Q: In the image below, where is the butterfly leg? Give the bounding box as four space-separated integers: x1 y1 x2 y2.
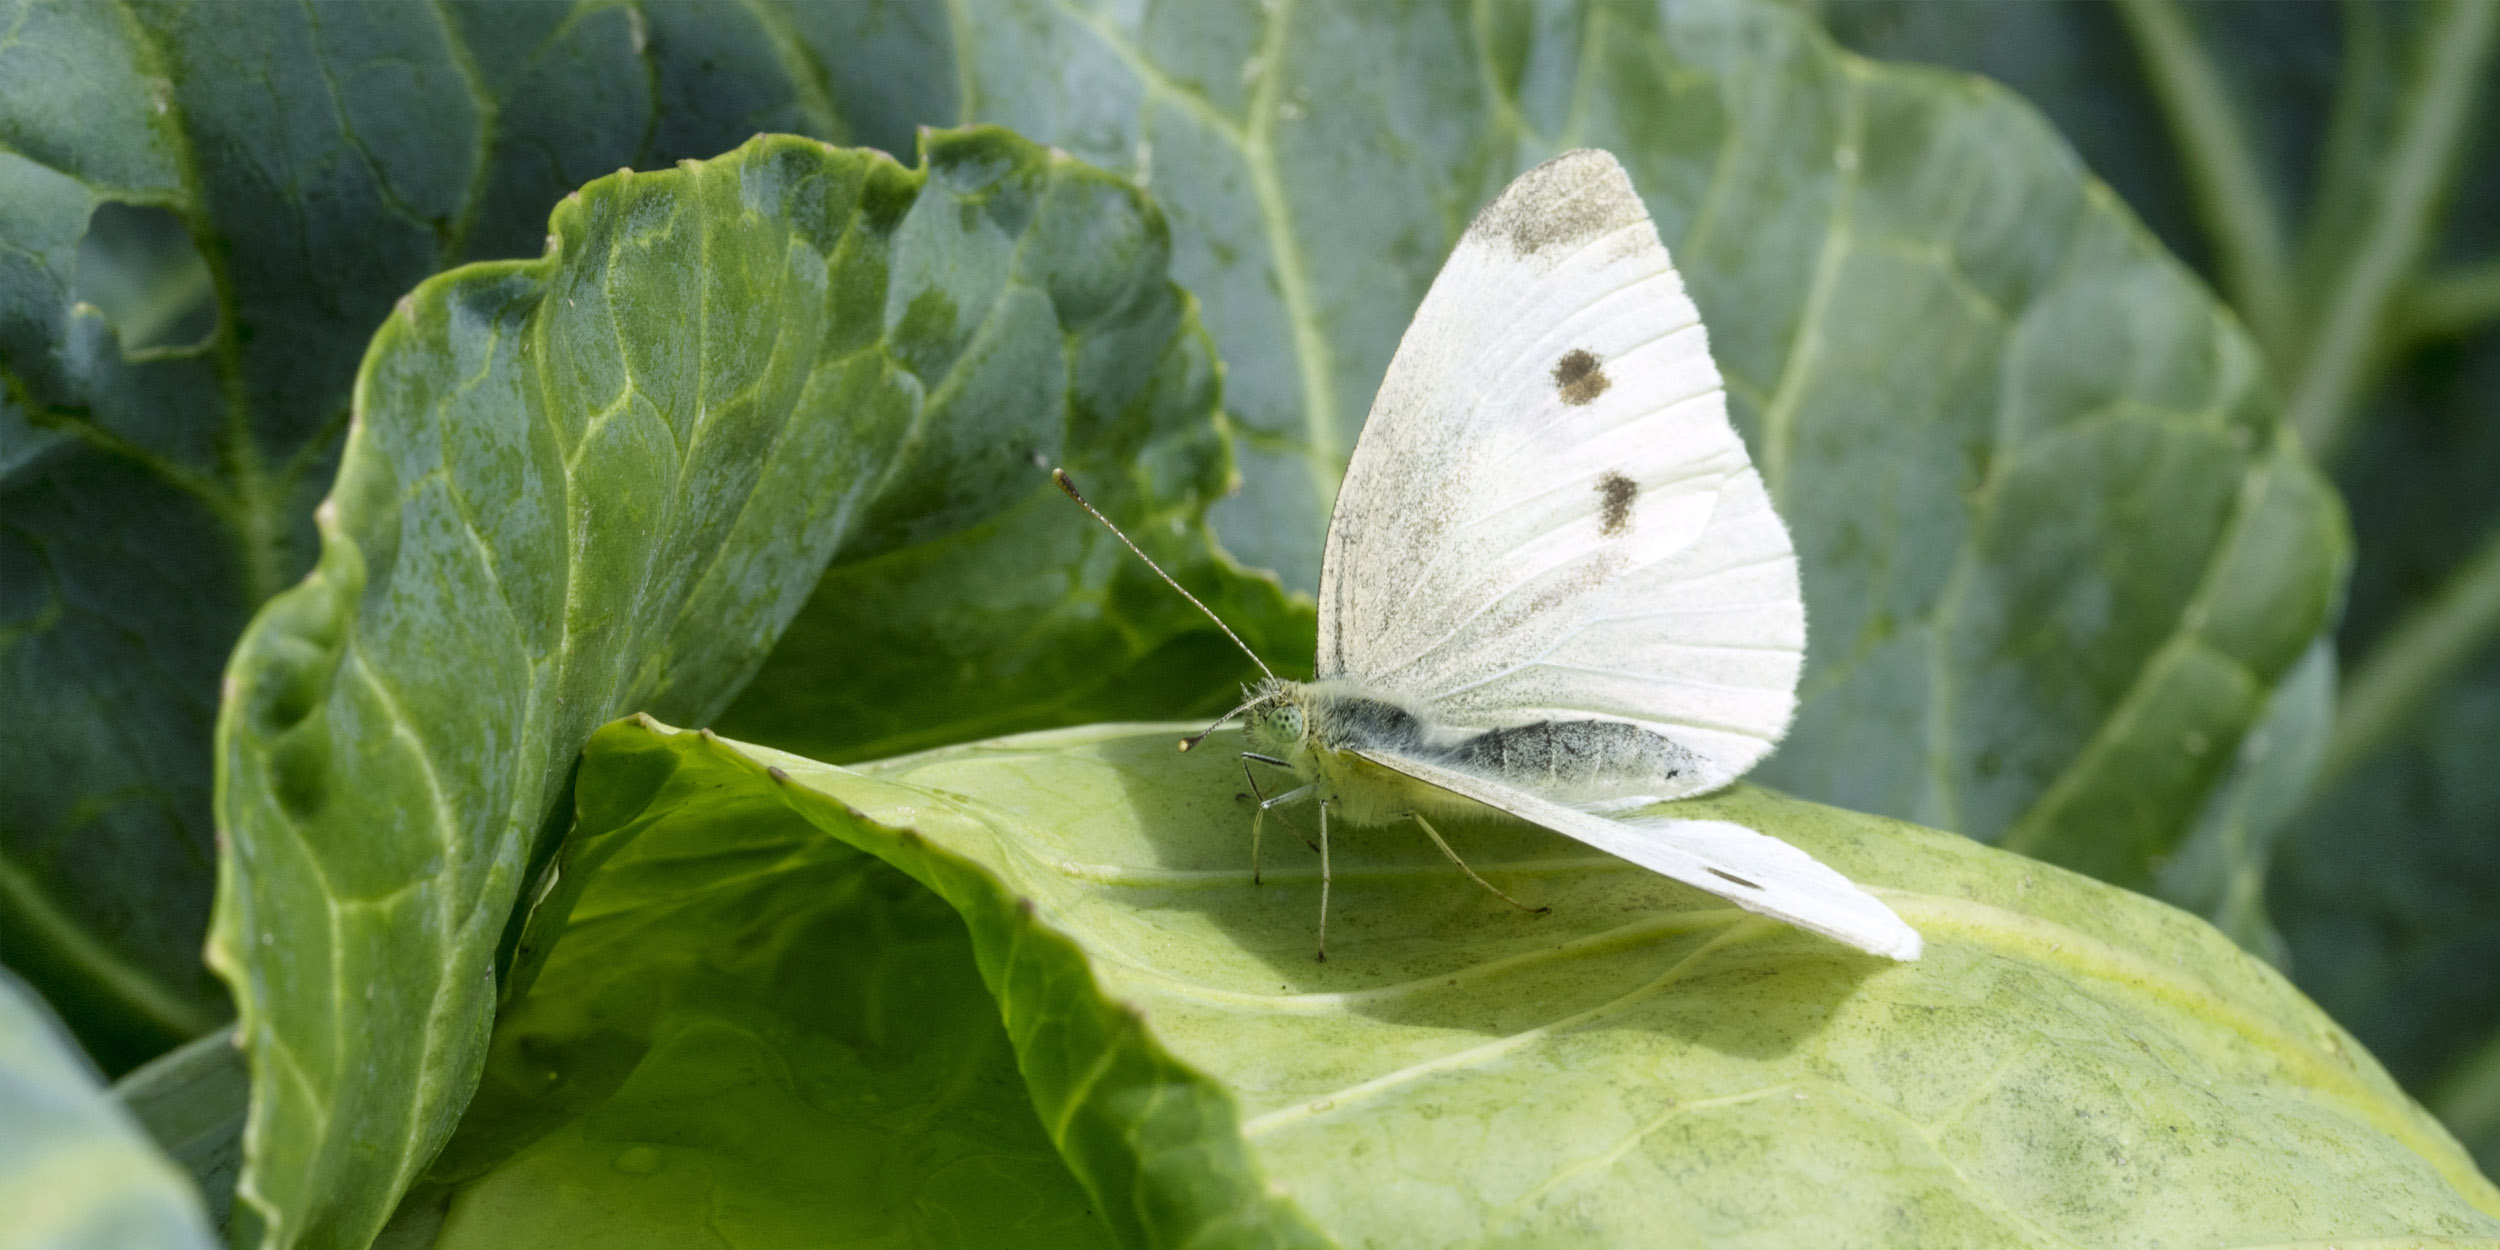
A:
1240 755 1320 885
1315 799 1333 963
1248 798 1261 886
1247 782 1314 884
1244 754 1319 847
1407 811 1550 915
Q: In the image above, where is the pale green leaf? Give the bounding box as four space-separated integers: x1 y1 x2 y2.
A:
496 718 2500 1247
0 965 216 1250
393 739 1115 1248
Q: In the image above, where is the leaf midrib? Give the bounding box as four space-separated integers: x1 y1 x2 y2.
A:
1016 0 1343 511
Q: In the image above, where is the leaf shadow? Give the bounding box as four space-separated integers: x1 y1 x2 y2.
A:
1088 729 1893 1060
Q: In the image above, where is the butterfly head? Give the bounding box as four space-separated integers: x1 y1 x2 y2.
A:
1236 679 1317 758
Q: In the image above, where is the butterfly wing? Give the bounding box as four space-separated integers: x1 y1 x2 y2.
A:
1355 748 1921 960
1318 150 1802 794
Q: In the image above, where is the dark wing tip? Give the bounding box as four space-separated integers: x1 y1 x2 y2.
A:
1462 149 1649 259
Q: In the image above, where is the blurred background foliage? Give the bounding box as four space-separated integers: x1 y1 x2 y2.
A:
1823 0 2500 1170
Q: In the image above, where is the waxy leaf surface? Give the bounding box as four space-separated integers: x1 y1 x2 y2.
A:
398 744 1115 1248
482 719 2500 1248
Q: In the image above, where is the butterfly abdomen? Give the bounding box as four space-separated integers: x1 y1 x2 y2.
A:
1442 719 1700 798
1303 684 1703 810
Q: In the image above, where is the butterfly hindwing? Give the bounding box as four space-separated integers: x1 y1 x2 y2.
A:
1354 748 1921 961
1317 150 1803 794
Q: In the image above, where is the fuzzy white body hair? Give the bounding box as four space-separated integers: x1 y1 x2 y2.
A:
1244 679 1709 828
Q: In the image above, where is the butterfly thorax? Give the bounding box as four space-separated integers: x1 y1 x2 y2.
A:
1244 678 1707 826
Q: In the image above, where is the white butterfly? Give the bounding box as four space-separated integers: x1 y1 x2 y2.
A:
1058 149 1919 963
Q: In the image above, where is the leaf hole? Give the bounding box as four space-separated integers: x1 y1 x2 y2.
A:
76 202 217 354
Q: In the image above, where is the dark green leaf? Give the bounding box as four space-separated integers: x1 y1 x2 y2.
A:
2276 635 2500 1177
716 498 1306 763
2282 175 2500 1178
1 0 239 1069
2150 637 2335 962
207 128 1263 1250
713 147 1311 758
1827 0 2500 1179
2443 1032 2500 1178
111 1026 249 1238
816 0 2347 891
0 0 852 1069
0 965 216 1249
2 0 1293 1070
526 718 2500 1246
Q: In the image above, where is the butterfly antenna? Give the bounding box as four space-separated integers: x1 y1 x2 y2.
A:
1053 469 1277 687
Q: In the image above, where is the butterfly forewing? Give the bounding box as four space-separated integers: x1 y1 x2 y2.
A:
1317 149 1805 794
1291 150 1914 961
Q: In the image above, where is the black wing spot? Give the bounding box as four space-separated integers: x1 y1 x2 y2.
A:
1596 471 1637 536
1553 348 1610 406
1707 867 1763 891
